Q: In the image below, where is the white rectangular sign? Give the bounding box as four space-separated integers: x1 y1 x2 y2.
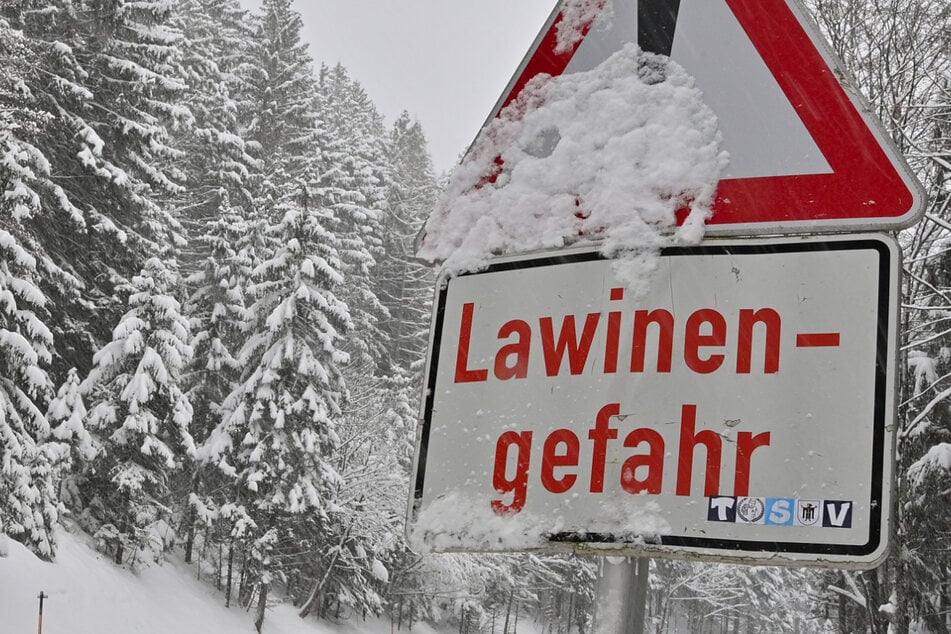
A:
408 235 897 568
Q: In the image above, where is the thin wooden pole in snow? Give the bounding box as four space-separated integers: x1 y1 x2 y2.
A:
37 591 47 634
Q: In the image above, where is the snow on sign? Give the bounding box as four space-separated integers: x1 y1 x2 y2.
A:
408 234 898 568
463 0 924 235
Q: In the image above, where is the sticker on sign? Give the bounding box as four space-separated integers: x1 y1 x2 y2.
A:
408 235 897 568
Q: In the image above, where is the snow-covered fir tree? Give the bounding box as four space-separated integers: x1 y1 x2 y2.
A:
0 0 189 371
180 194 251 562
0 15 51 224
167 0 260 565
379 111 439 372
211 198 352 632
242 0 319 189
0 10 87 373
292 375 414 620
46 367 95 510
238 0 323 295
171 0 254 248
312 64 391 372
81 258 194 565
0 226 62 558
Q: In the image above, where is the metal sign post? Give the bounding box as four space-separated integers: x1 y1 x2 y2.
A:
593 558 649 634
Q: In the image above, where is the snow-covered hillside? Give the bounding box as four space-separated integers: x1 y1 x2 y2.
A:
0 527 457 634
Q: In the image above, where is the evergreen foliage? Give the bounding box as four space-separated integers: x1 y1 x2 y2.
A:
314 63 390 371
378 111 439 372
214 198 351 631
12 0 951 630
0 227 61 558
47 367 95 510
0 0 190 372
81 258 194 565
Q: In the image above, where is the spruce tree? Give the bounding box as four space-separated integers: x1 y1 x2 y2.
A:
215 200 351 631
242 0 319 189
182 195 251 562
1 0 189 370
0 10 86 372
171 0 254 251
47 367 95 510
315 64 391 371
379 111 439 372
213 8 358 626
82 258 194 565
170 0 258 565
0 227 62 558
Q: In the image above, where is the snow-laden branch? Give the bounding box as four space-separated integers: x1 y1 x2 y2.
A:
902 384 951 439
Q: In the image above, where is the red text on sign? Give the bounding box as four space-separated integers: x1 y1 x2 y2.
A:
491 402 771 515
455 289 784 383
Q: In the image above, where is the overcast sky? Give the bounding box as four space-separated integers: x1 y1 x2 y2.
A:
238 1 556 172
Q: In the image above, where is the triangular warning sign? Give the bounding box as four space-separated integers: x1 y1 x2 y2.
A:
469 0 924 235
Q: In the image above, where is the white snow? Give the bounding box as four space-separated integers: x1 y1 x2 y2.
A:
419 44 726 297
908 443 951 487
556 0 610 54
907 349 938 395
0 525 465 634
410 492 560 552
410 493 670 554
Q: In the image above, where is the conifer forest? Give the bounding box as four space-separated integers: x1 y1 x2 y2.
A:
0 0 950 632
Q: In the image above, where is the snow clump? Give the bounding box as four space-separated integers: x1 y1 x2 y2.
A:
410 492 562 552
556 0 610 54
409 492 672 554
419 44 727 297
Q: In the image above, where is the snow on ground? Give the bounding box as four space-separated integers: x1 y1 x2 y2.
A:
1 526 512 634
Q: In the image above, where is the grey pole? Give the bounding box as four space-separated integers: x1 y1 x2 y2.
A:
592 558 649 634
631 559 650 634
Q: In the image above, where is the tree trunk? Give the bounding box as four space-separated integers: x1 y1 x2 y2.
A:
216 539 222 590
196 527 210 580
865 569 884 634
225 542 235 608
566 592 574 634
238 551 250 607
503 589 514 633
893 523 911 634
254 582 268 633
115 514 129 565
183 502 196 564
579 597 588 634
838 579 848 633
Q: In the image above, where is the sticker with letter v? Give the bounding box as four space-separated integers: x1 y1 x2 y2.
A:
822 501 853 528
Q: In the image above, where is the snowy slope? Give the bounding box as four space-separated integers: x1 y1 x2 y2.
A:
0 527 452 634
